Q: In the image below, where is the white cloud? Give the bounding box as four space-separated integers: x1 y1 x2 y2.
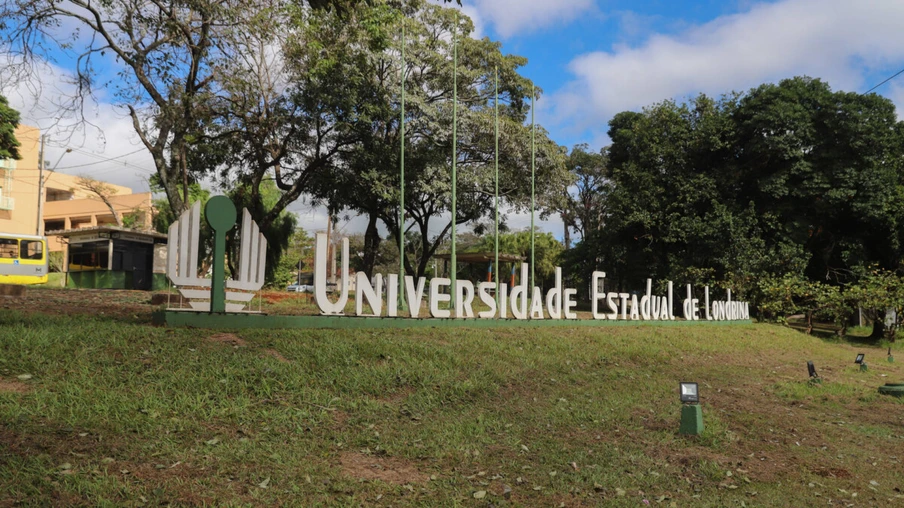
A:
887 82 904 120
546 0 904 140
459 4 485 39
2 60 157 193
465 0 596 39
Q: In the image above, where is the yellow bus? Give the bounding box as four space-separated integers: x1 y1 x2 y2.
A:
0 233 49 285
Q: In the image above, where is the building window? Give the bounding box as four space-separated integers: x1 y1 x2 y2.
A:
97 215 119 226
45 188 74 202
44 220 66 232
70 217 93 229
0 238 18 258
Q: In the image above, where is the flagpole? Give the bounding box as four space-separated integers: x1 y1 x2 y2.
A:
399 14 407 311
450 11 458 310
530 86 536 291
494 66 500 313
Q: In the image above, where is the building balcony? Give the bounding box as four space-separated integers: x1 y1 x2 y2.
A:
0 195 13 210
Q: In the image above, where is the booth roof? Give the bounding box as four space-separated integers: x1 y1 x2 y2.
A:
46 225 168 242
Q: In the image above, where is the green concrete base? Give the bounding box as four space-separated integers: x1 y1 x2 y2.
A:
68 270 131 289
153 310 753 330
860 363 869 372
679 404 704 435
152 273 169 291
67 270 167 291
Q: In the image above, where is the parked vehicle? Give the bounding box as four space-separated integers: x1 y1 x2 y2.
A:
0 233 49 284
286 283 314 293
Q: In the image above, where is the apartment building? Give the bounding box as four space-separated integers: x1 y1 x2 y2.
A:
0 125 155 251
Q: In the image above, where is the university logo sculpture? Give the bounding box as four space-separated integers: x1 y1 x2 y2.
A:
166 196 267 313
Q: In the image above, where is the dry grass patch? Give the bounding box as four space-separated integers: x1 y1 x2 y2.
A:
205 332 247 347
338 452 428 485
262 348 290 363
0 380 30 394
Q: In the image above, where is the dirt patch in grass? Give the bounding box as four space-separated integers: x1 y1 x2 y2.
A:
263 292 309 304
206 333 247 347
1 288 153 323
811 467 853 479
262 348 290 363
376 386 415 404
0 380 31 394
331 410 350 430
338 451 428 485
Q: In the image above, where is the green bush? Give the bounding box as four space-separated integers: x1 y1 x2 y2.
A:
47 251 64 273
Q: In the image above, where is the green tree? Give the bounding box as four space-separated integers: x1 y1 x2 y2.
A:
469 229 563 289
732 77 904 281
272 228 315 288
594 77 904 307
207 1 398 234
847 268 904 342
0 95 21 160
600 94 765 291
560 144 608 249
228 179 298 284
2 0 255 214
2 0 420 219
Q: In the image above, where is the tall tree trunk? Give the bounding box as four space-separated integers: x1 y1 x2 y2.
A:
362 212 380 279
562 213 574 250
870 310 886 340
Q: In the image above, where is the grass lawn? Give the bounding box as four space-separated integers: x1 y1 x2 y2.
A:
1 289 903 506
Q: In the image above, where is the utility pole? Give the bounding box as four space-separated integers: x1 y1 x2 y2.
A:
35 138 72 236
35 134 45 235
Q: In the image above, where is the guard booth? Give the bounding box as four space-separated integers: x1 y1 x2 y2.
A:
49 226 168 290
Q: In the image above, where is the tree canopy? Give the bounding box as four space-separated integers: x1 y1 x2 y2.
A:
0 95 21 161
584 77 904 298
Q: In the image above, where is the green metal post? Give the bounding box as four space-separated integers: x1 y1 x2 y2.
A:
450 11 458 309
679 404 704 436
399 16 407 311
530 86 536 291
204 196 237 314
494 66 500 312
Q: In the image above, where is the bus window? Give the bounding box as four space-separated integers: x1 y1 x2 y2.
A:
0 238 17 258
21 240 44 260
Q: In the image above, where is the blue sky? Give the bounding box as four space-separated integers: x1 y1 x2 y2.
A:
6 0 904 237
463 0 904 153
